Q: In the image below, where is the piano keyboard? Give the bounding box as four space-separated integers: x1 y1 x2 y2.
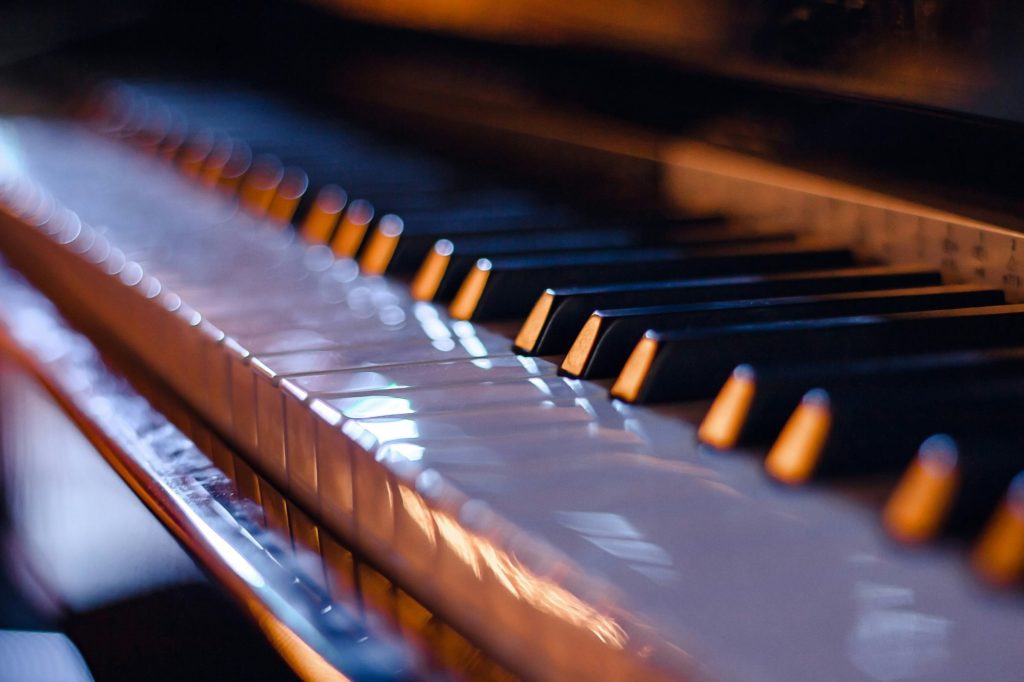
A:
1 78 1023 681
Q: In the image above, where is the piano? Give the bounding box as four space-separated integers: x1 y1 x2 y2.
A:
1 1 1023 680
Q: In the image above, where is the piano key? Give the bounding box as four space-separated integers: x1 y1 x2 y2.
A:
284 354 553 397
238 154 284 217
177 131 214 178
610 304 1024 404
972 473 1024 586
411 227 798 303
275 357 579 509
764 377 1024 485
229 323 437 357
266 167 309 225
883 434 1024 544
700 348 1024 450
156 116 187 161
131 101 173 154
330 198 375 257
243 328 511 382
412 230 645 302
322 375 597 420
216 139 253 196
451 243 856 321
241 331 517 472
561 284 1004 379
288 385 606 497
299 185 347 244
330 410 652 576
327 186 524 236
359 205 578 275
351 188 549 228
198 136 236 188
515 264 943 355
351 401 605 444
120 86 461 188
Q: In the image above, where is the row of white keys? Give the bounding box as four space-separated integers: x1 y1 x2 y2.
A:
1 119 664 679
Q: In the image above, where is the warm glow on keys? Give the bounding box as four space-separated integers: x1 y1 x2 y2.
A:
410 239 454 301
609 334 660 403
266 167 308 225
240 157 284 218
178 134 214 179
973 473 1024 586
449 259 492 320
198 139 233 188
513 291 555 353
765 389 832 485
158 128 186 162
135 121 167 155
217 143 252 196
883 435 960 544
330 198 375 257
698 364 757 450
359 214 404 275
300 185 347 243
561 314 604 377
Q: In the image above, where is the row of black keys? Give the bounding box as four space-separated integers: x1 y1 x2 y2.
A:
96 82 1024 586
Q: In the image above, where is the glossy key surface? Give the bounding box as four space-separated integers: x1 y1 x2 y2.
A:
515 264 941 355
6 101 1024 682
612 304 1024 403
563 284 1003 378
453 243 855 320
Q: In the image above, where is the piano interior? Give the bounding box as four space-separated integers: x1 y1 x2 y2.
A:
1 1 1023 680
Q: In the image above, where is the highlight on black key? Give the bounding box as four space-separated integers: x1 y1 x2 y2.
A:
764 388 833 485
300 185 348 243
973 472 1024 587
883 434 961 544
697 364 758 450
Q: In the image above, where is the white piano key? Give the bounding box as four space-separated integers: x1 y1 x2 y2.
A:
197 319 231 433
252 357 288 487
225 336 259 456
312 400 356 540
281 380 319 514
286 354 547 397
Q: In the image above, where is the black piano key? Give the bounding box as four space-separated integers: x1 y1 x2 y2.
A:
413 227 797 302
197 136 236 187
156 116 187 161
700 348 1024 450
266 167 309 226
177 131 215 178
610 304 1024 404
326 187 558 258
451 242 856 321
147 91 456 187
298 185 347 243
515 264 942 355
295 184 344 242
216 139 253 196
562 284 1004 379
368 187 541 214
359 204 579 274
764 377 1024 484
238 154 284 218
131 100 174 155
972 472 1024 586
884 434 1024 544
412 229 642 301
364 211 743 276
330 198 376 257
